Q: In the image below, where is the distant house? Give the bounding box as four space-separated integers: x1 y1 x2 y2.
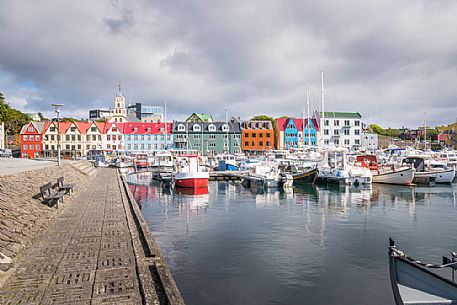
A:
26 113 41 122
173 119 241 155
275 118 319 150
186 113 214 123
241 120 274 153
20 121 47 158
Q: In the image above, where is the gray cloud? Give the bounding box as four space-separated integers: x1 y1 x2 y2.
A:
0 0 456 127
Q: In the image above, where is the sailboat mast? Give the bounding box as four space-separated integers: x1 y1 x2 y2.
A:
321 71 325 149
164 101 167 149
225 108 228 153
423 112 427 150
306 87 311 146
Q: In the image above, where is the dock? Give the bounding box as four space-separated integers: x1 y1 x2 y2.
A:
209 170 250 181
0 168 185 305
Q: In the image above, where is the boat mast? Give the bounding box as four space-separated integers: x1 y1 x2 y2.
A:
306 86 311 147
423 112 427 150
164 100 167 150
225 108 229 154
321 71 325 149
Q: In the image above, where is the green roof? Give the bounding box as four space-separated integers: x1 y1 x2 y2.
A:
196 113 213 122
320 112 362 119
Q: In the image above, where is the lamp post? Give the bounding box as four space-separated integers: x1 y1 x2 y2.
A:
51 104 64 166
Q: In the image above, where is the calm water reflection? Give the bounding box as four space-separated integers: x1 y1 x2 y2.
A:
128 176 457 305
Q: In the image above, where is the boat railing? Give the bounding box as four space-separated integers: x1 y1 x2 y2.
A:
389 238 457 281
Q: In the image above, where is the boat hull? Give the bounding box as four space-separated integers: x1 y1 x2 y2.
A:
372 167 414 185
389 243 457 305
434 168 456 184
175 172 209 188
293 168 318 186
413 171 436 185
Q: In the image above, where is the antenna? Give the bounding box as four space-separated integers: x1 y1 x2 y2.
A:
306 86 311 147
321 71 325 149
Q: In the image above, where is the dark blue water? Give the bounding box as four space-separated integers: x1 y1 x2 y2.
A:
128 177 457 305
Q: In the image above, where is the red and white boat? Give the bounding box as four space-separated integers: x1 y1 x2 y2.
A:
355 155 414 185
174 154 209 188
133 153 149 168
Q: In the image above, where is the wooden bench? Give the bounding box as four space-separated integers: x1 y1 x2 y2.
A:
57 177 75 194
39 182 65 208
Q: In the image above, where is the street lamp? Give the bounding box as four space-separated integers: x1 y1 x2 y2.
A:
51 104 64 166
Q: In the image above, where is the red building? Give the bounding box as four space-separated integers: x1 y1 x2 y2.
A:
20 122 47 158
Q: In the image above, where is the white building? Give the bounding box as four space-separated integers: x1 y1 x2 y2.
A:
108 85 129 123
0 122 4 149
361 131 378 152
320 112 363 150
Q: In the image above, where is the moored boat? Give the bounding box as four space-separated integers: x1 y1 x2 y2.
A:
356 155 414 185
388 239 457 305
292 167 318 186
175 154 209 189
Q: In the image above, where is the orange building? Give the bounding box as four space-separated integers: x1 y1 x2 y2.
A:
241 120 274 153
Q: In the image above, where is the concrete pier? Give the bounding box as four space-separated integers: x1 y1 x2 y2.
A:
0 168 185 305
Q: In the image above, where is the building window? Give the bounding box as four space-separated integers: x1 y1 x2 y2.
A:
355 120 360 126
23 144 28 150
66 135 70 141
50 126 56 132
127 144 131 150
86 135 90 141
70 127 76 132
355 129 360 135
344 120 350 126
259 133 263 138
194 135 200 139
208 124 216 131
244 133 249 138
334 120 339 126
91 127 96 132
50 135 55 141
259 141 263 146
66 145 70 150
324 129 329 135
344 129 350 135
30 135 35 141
193 124 201 132
334 139 339 145
107 135 111 141
266 141 271 146
244 141 249 146
344 139 350 145
334 130 339 135
28 126 34 132
252 133 257 138
324 120 329 126
178 124 186 131
222 124 229 132
36 135 40 141
72 135 76 141
355 139 360 145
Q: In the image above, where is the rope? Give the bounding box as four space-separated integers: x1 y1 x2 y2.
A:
390 246 457 269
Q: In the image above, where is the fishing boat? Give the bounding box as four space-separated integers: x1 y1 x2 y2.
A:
150 151 174 173
133 153 149 169
292 167 318 186
174 154 209 189
402 156 455 184
214 154 239 171
356 155 414 185
388 239 457 305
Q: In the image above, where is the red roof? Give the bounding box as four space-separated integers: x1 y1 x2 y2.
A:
275 118 319 132
123 122 173 135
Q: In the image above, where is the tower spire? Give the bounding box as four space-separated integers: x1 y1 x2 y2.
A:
118 81 123 96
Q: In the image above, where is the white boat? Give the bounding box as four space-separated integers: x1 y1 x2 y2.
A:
150 151 174 173
174 154 209 189
402 156 455 184
317 148 372 185
356 155 414 185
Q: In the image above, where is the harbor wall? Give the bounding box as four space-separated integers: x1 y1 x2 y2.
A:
0 162 94 275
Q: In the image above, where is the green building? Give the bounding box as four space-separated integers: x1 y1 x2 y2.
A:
173 118 241 156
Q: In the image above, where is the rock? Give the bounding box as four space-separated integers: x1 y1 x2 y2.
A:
0 252 12 271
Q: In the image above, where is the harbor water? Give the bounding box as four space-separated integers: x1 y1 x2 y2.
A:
128 174 457 305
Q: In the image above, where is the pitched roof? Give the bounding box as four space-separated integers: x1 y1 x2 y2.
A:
320 112 362 119
275 118 319 131
123 122 173 135
186 113 214 122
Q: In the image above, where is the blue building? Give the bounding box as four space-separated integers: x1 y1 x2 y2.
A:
123 122 173 152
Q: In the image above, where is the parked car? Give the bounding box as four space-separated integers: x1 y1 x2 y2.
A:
0 149 12 158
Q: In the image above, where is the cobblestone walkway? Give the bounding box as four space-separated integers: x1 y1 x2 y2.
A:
0 169 142 305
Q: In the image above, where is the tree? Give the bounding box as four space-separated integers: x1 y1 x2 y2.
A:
0 92 30 137
251 115 274 122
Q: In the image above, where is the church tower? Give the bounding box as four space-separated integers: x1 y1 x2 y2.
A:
110 82 128 123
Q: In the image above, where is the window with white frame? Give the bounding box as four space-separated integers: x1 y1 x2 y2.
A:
178 124 186 131
208 124 216 132
222 124 229 132
193 124 201 132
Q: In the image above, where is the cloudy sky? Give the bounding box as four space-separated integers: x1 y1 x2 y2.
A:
0 0 456 127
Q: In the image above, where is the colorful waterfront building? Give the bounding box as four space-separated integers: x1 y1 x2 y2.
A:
275 118 319 150
319 112 362 150
19 121 46 158
241 120 274 153
123 122 173 153
102 122 126 152
172 119 241 155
